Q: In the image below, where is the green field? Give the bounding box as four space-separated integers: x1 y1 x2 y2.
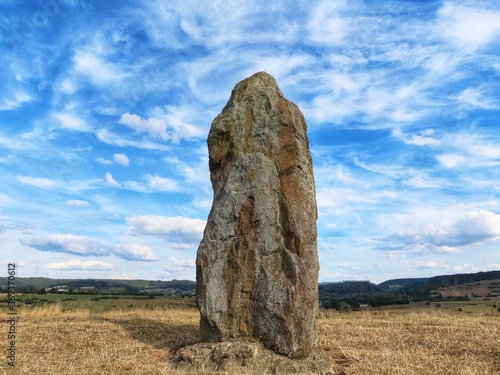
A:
0 293 196 313
2 292 498 316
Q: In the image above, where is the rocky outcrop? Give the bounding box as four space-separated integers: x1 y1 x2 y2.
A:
196 72 319 359
172 339 334 374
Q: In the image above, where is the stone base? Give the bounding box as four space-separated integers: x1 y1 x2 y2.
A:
171 339 336 374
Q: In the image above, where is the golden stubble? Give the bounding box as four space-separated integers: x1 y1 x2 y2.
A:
2 304 498 374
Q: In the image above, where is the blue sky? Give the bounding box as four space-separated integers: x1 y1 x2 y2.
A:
1 0 500 283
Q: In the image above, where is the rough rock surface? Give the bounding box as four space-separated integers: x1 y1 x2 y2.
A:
172 339 335 374
196 71 319 359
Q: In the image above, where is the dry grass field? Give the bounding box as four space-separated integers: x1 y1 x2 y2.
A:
1 303 499 374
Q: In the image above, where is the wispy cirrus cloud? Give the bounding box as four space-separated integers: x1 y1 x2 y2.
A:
16 175 102 192
435 2 500 52
124 174 179 193
0 91 33 111
97 153 130 166
66 199 90 207
16 175 59 189
46 258 113 271
1 0 500 282
73 50 129 87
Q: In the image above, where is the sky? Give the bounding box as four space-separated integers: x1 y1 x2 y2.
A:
1 0 500 284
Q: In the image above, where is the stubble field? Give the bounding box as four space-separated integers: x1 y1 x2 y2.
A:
1 302 499 374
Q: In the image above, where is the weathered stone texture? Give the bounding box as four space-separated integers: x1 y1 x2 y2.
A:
196 71 319 358
172 339 334 374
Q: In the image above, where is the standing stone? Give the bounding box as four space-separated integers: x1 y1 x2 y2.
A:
196 72 319 359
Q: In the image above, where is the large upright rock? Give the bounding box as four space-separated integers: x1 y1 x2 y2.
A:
196 72 319 359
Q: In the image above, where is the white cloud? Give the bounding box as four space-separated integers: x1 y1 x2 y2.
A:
170 243 193 250
119 109 201 143
412 261 450 270
146 175 177 191
113 153 130 166
105 172 121 188
20 234 110 256
407 134 441 147
65 179 102 193
46 258 112 271
163 257 196 278
167 153 209 185
457 88 496 110
96 128 171 151
387 210 500 251
191 198 212 210
306 0 349 46
59 79 78 94
0 260 26 267
112 244 159 261
436 2 500 52
387 251 406 260
0 91 33 111
435 246 460 254
304 69 428 126
16 175 59 189
66 199 90 207
124 174 178 193
253 54 313 80
151 105 205 140
119 113 170 141
437 132 500 169
411 262 488 273
73 50 128 86
96 157 113 165
452 264 482 273
168 257 195 268
402 175 442 190
126 215 206 244
142 1 294 51
421 129 435 137
53 113 89 131
17 175 100 192
436 153 466 169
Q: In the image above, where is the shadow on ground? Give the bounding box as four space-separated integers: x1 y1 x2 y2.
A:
99 317 199 351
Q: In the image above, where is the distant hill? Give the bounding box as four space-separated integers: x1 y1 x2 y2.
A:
2 270 499 307
319 270 500 309
0 277 196 294
319 280 381 296
378 270 500 292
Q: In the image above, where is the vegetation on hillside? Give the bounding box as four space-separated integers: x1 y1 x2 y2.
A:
319 271 500 311
0 277 196 295
2 270 499 311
